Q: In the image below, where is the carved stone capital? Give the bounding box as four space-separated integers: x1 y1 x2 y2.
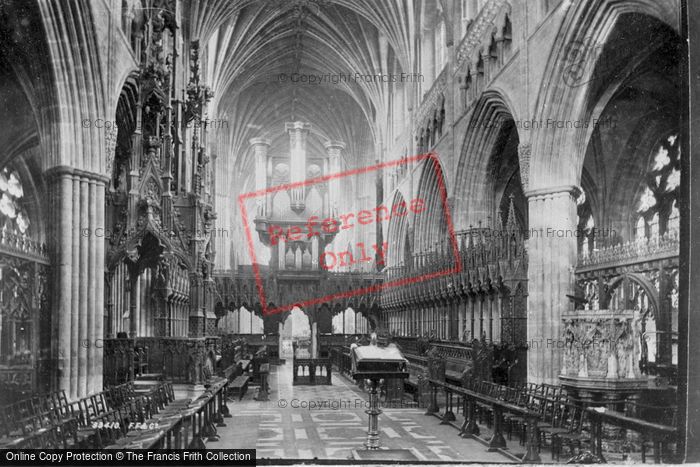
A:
249 137 271 147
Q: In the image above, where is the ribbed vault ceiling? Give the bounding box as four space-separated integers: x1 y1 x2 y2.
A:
184 0 418 175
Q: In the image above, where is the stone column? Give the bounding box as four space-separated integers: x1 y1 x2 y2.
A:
469 299 475 340
420 308 425 335
47 168 106 400
441 302 447 339
129 269 139 338
311 321 318 358
455 301 461 340
488 295 494 342
70 177 80 398
476 296 483 340
324 140 345 218
78 176 89 396
87 179 97 395
446 302 451 339
52 171 72 398
95 182 105 390
139 272 148 336
493 294 502 343
189 272 205 337
526 186 579 385
250 137 271 217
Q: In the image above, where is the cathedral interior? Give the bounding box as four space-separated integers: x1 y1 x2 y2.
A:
0 0 697 464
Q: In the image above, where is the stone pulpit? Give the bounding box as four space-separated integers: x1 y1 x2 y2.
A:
559 309 653 404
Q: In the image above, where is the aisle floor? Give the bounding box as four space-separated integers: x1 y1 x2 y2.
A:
207 363 513 462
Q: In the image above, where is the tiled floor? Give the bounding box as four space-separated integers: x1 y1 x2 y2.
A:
207 363 513 462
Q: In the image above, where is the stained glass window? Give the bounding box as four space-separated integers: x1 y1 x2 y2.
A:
0 168 30 235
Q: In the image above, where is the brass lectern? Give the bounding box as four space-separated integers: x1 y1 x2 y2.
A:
351 342 408 450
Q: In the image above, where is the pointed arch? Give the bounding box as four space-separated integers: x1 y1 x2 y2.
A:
530 0 680 190
414 155 450 254
386 190 411 268
454 89 522 230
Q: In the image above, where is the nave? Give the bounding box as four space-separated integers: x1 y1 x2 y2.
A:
0 333 680 463
0 0 697 464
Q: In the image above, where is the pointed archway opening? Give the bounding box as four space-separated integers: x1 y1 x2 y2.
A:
278 306 311 358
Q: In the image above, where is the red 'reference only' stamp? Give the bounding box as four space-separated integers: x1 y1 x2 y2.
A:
238 153 460 316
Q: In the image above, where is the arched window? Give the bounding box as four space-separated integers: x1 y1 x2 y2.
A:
634 132 680 240
670 269 679 365
435 20 447 75
631 282 657 369
461 0 480 36
668 200 680 233
576 189 595 255
0 168 30 235
461 0 471 34
635 216 646 242
649 212 659 239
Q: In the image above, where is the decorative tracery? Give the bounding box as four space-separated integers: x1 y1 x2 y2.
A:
0 168 29 235
635 133 680 240
576 189 595 255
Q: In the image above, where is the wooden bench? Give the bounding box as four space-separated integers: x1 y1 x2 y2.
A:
445 360 466 383
229 375 250 401
404 361 425 401
588 407 678 463
430 344 472 383
222 364 237 381
427 378 542 463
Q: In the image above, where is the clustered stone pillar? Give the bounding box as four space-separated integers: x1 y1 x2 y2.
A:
48 167 106 401
250 137 271 217
324 140 345 218
526 186 579 385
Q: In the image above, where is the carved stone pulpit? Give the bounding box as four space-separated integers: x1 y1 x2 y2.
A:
559 309 652 403
352 343 408 450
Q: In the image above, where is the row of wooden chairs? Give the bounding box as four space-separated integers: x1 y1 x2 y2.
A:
1 390 74 439
458 379 589 459
0 390 111 448
0 381 177 449
105 381 137 408
461 380 679 462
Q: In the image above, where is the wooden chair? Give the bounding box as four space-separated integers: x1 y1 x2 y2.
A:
504 387 530 441
164 382 175 402
89 394 109 420
555 404 590 458
70 398 103 448
628 401 678 463
539 401 574 460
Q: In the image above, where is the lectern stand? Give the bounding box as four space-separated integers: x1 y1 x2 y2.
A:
255 363 270 401
351 342 408 450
